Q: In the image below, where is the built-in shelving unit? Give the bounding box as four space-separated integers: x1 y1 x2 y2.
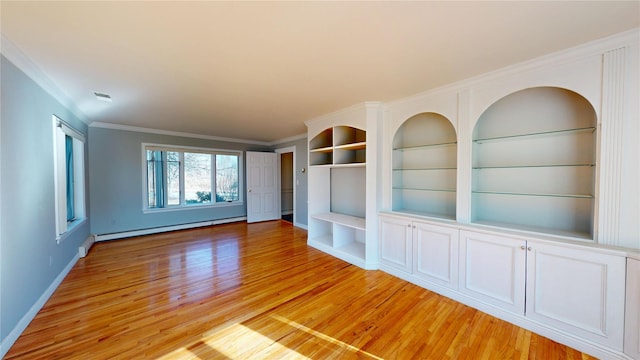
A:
471 87 597 238
392 112 457 219
307 115 377 268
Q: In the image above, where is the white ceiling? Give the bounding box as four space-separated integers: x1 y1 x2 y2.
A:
2 1 639 143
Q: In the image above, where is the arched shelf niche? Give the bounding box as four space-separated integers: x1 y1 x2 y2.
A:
471 86 597 239
392 112 457 219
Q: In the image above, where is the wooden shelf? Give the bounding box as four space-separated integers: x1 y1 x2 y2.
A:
310 146 333 153
309 126 366 167
335 142 366 151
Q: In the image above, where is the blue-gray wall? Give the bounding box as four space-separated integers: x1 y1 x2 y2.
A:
1 56 90 342
0 53 310 352
273 137 308 227
88 127 271 235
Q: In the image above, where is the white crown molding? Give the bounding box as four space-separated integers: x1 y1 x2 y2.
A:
269 132 307 146
0 33 90 124
90 121 307 146
90 121 275 146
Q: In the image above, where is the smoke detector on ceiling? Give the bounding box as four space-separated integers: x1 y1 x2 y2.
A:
94 92 112 102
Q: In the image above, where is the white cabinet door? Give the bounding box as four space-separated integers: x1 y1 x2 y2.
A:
626 258 640 359
525 242 626 350
379 215 412 273
459 231 526 315
413 221 459 289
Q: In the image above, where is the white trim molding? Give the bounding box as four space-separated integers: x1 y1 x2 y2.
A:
597 47 626 246
0 253 80 359
94 217 246 242
270 133 307 146
0 33 89 124
91 122 271 146
91 122 307 147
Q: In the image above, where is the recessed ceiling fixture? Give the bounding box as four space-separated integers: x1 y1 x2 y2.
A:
94 92 112 102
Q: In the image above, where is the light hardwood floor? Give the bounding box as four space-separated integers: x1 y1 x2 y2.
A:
6 221 596 359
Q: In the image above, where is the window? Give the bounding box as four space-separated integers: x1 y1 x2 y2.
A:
144 144 242 210
53 116 86 241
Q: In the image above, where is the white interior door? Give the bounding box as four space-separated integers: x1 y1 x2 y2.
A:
246 151 280 223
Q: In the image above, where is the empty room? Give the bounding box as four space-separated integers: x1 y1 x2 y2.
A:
1 2 639 359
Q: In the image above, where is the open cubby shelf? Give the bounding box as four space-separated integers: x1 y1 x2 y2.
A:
309 126 366 166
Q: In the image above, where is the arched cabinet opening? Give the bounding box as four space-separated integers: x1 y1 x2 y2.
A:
471 87 597 238
392 112 457 219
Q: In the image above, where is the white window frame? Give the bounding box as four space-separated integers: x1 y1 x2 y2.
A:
52 115 86 243
141 143 244 213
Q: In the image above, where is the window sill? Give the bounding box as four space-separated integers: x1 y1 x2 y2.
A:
56 217 87 244
143 201 244 214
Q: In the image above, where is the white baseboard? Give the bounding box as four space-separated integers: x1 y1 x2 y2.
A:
0 253 79 358
294 222 308 230
78 234 96 258
94 217 246 242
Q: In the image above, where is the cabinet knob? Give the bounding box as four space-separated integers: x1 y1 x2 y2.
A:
520 245 525 250
413 225 416 229
527 246 532 251
407 224 411 227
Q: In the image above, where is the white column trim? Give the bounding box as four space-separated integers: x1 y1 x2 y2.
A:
597 47 626 246
457 89 472 224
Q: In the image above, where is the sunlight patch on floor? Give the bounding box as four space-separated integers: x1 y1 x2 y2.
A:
270 314 383 360
158 322 310 359
157 315 383 359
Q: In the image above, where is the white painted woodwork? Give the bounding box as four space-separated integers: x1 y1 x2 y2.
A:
306 102 382 270
379 31 640 247
378 215 412 273
625 257 640 359
598 47 626 246
309 30 639 360
379 214 459 290
525 241 626 350
471 87 597 238
413 221 459 289
391 112 457 219
459 230 526 315
246 151 280 223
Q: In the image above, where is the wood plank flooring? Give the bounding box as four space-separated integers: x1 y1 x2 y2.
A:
5 221 596 359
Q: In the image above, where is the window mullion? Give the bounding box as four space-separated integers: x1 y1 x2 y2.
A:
180 152 185 205
162 151 169 207
211 154 217 203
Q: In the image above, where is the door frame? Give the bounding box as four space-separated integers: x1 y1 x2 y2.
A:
275 146 296 225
